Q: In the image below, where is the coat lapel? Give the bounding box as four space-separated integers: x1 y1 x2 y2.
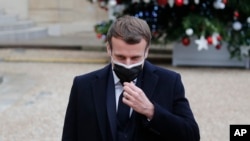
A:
92 64 116 141
92 76 107 141
106 69 117 141
141 61 159 99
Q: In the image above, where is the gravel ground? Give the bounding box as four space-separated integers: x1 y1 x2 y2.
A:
0 50 250 141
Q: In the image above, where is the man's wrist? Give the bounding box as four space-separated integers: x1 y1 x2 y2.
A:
146 103 154 120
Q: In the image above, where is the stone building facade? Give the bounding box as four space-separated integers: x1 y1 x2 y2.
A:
0 0 108 35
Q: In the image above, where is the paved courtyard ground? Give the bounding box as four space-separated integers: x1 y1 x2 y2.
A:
0 48 250 141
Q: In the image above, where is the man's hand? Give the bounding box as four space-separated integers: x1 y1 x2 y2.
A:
122 82 154 120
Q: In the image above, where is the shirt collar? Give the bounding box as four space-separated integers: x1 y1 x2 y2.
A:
112 71 120 85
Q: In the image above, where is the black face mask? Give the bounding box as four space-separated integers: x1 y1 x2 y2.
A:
113 60 144 84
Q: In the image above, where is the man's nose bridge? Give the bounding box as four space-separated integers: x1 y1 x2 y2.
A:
125 58 132 65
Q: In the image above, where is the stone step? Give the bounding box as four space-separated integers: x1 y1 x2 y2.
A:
0 29 172 64
0 14 18 24
150 45 172 54
147 53 172 64
0 27 48 41
0 20 34 31
0 9 49 41
69 45 173 64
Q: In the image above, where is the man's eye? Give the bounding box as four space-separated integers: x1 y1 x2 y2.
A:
132 57 140 60
117 56 125 60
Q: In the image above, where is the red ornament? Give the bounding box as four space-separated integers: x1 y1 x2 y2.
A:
222 0 227 4
216 35 222 41
234 10 240 19
206 36 213 45
175 0 184 7
96 33 102 39
157 0 168 6
116 0 122 4
215 44 222 50
152 31 160 38
189 4 196 11
182 37 190 46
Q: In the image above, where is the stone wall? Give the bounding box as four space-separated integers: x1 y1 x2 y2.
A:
0 0 108 35
28 0 108 35
0 0 28 19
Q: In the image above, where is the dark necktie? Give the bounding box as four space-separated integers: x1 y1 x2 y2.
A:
117 90 130 129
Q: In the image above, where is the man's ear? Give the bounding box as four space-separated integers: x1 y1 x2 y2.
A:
106 43 111 57
144 47 149 58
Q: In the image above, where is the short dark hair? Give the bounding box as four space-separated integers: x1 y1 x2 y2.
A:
106 15 151 49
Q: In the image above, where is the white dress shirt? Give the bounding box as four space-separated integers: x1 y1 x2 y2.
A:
112 71 135 116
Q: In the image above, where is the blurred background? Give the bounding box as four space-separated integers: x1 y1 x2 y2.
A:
0 0 249 141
